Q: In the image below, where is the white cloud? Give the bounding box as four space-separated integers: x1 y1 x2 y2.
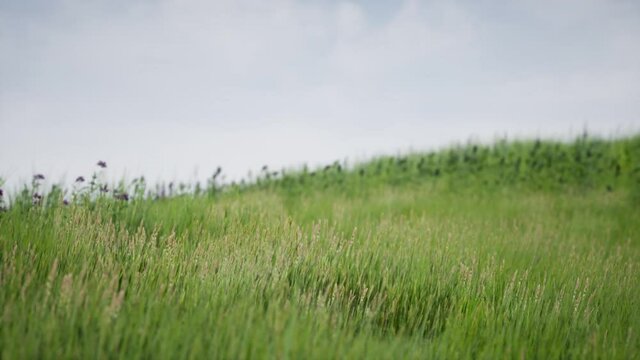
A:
0 0 639 188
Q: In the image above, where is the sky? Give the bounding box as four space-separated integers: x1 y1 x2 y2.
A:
1 0 639 189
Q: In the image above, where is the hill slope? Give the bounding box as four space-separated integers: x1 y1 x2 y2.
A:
1 135 639 358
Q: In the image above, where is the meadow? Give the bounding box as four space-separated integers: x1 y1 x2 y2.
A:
1 135 639 359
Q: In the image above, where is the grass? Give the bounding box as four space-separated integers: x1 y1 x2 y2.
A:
1 135 639 358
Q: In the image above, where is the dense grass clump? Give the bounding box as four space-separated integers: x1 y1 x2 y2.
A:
1 135 639 358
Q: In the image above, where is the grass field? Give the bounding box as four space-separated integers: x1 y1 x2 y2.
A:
1 135 640 358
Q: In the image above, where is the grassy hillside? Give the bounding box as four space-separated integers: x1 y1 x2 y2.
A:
1 135 639 358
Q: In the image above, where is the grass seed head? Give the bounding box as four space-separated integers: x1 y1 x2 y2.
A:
60 273 73 308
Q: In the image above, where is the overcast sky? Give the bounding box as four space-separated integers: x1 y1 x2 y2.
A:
1 0 639 189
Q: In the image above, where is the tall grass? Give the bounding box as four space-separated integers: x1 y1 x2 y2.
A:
1 135 639 358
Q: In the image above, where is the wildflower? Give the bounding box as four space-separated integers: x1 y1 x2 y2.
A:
75 176 85 183
33 174 45 181
0 189 3 197
63 199 70 206
114 193 129 201
213 167 222 179
97 161 107 168
100 185 108 193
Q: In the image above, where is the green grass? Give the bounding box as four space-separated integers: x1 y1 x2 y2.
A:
1 135 640 358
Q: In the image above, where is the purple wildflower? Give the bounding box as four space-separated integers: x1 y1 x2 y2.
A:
75 176 85 183
33 174 45 181
97 161 107 168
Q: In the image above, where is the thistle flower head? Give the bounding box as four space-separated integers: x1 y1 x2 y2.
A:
33 174 45 181
0 189 3 197
97 161 107 168
32 193 42 205
75 176 85 183
212 167 222 179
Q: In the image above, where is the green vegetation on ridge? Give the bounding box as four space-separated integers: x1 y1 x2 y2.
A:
1 135 639 359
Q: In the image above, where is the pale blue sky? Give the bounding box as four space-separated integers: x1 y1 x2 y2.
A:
1 0 639 189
